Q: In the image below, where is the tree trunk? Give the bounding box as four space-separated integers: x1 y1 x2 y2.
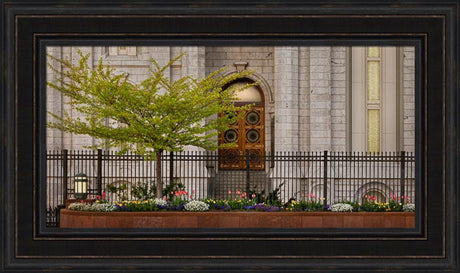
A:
156 150 163 198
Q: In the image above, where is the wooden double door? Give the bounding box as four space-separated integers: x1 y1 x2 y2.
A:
219 106 265 170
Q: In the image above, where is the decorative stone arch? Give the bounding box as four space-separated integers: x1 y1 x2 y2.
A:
224 66 274 104
354 181 394 203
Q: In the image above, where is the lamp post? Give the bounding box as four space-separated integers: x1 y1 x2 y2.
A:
74 173 88 199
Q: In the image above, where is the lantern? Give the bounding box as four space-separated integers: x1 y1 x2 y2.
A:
74 173 88 199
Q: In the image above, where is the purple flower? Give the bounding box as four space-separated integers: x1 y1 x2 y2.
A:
266 206 280 212
157 204 168 210
114 205 130 212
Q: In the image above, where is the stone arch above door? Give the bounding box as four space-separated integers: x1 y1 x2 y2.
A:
223 68 274 104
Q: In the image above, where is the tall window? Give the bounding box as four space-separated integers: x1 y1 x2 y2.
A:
351 46 398 152
366 47 382 152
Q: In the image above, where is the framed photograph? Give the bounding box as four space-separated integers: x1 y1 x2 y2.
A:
1 0 458 272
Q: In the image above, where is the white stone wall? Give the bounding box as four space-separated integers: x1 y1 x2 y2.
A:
274 47 299 151
182 46 206 79
205 47 275 88
309 47 332 151
47 46 415 153
97 46 170 85
330 47 347 151
298 47 310 151
402 47 415 153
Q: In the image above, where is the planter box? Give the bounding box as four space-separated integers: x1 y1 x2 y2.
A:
60 209 415 228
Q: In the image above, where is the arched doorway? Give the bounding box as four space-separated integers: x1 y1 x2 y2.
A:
219 81 265 170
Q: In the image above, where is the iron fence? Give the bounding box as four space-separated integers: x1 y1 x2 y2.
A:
46 150 415 226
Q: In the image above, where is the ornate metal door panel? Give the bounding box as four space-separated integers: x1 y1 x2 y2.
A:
219 106 265 170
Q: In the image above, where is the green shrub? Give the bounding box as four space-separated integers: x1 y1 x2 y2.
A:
131 181 157 200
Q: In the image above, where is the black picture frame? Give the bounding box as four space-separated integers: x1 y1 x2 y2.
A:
1 0 458 272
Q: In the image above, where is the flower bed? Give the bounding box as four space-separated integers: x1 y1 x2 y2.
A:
61 191 415 228
66 193 415 213
59 209 415 228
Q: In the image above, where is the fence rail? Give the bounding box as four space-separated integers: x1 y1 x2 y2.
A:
46 150 415 227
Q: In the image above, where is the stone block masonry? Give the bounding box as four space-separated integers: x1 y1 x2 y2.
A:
331 47 347 151
274 47 299 151
402 47 415 153
309 47 332 151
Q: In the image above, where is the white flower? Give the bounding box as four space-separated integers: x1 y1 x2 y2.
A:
68 202 115 212
153 198 168 207
329 203 354 212
184 200 210 212
68 203 91 211
90 203 116 212
403 203 415 212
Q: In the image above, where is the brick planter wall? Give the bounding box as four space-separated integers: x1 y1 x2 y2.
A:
60 209 415 228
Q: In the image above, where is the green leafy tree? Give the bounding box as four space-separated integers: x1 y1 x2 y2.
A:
47 52 253 197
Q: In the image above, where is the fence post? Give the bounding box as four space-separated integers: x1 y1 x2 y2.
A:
62 149 68 205
246 150 251 195
97 149 102 196
170 151 174 185
400 151 406 202
323 150 328 205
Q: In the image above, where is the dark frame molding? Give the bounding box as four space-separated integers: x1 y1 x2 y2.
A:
1 1 458 272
